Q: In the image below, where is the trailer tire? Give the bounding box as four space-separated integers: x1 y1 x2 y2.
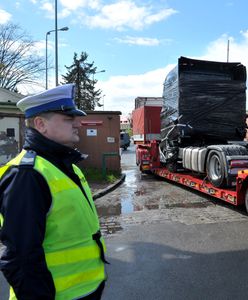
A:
206 150 226 188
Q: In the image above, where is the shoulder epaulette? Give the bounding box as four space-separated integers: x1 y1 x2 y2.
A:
20 150 37 167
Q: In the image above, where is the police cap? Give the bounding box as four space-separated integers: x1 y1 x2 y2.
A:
17 84 86 118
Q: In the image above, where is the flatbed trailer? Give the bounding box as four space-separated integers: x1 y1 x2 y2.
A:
135 57 248 211
154 167 244 206
136 141 248 211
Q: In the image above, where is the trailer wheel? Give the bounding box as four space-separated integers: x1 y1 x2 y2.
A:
206 150 226 188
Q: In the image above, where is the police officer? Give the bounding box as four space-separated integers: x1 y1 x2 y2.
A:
0 84 107 300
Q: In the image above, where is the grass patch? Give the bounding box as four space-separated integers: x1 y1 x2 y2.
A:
83 167 121 183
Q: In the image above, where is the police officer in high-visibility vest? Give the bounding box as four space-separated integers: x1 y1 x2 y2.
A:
0 84 108 300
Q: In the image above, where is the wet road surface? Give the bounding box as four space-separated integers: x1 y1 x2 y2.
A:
95 143 248 235
97 144 248 300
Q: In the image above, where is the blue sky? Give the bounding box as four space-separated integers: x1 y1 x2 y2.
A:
1 0 248 116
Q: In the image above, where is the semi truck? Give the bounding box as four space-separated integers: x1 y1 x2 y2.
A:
132 105 162 144
136 56 248 212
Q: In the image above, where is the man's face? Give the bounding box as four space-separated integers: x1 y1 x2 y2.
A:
37 113 81 147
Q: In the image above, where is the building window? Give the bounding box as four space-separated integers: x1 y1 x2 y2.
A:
6 128 15 137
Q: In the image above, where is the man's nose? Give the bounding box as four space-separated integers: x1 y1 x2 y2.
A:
73 117 82 127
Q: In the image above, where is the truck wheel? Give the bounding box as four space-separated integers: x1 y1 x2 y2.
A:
206 150 226 188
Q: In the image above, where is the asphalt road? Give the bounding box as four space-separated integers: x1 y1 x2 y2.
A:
2 143 248 299
97 143 248 300
101 221 248 300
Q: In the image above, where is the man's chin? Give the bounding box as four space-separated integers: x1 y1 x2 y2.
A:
72 136 80 144
64 137 80 148
74 136 80 142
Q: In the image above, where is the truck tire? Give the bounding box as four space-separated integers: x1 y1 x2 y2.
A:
206 150 226 188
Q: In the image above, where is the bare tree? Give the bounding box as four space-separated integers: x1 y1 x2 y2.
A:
0 23 45 92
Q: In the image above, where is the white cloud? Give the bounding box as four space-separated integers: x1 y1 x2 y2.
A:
145 8 177 25
0 9 12 24
18 81 45 95
40 1 54 17
84 1 177 31
41 0 101 19
115 36 161 46
88 0 101 10
60 0 88 10
97 30 248 117
59 8 72 18
59 0 101 14
97 65 174 116
38 0 177 30
198 31 248 68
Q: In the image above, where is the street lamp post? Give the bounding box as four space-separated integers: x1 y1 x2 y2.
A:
45 26 69 89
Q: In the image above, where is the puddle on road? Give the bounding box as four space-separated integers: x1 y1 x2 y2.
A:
96 164 214 235
97 196 212 218
121 197 134 214
98 199 213 235
96 169 213 217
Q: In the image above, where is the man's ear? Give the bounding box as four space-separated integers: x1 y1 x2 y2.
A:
33 116 47 134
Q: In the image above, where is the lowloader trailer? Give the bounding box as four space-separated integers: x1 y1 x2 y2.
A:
136 140 248 211
135 57 248 212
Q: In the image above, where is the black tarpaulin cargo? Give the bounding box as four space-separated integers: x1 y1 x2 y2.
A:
161 56 247 144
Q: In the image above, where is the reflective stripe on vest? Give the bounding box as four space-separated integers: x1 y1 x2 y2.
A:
1 151 106 300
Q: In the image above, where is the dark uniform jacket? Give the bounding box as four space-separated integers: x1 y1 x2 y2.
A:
0 128 89 300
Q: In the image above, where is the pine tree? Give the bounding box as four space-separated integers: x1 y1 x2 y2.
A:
61 52 102 110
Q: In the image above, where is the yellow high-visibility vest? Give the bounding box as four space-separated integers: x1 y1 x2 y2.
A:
0 150 106 300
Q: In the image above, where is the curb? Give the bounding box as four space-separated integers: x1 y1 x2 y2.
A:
93 173 126 200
